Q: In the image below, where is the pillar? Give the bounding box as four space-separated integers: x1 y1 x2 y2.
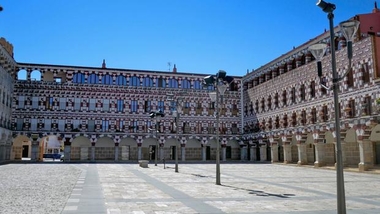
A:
260 144 267 161
283 143 292 164
31 141 39 161
114 143 119 162
64 139 71 162
358 140 374 171
202 145 206 161
222 144 226 161
181 145 186 161
314 143 326 167
271 143 279 163
297 143 307 165
137 144 142 160
91 142 95 162
250 145 256 161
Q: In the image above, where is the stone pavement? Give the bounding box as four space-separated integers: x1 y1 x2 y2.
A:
1 162 380 213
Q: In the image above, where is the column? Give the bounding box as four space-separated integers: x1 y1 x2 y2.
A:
91 142 95 162
283 143 292 164
250 145 256 161
160 144 164 161
202 145 206 161
314 143 326 167
181 145 186 161
271 143 279 163
297 143 307 165
222 144 226 161
114 143 119 162
137 144 142 160
64 138 71 162
31 141 39 161
260 144 267 161
358 140 374 171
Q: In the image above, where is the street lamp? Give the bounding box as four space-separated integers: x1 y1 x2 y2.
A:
309 1 360 213
167 93 184 173
149 110 165 166
204 70 233 185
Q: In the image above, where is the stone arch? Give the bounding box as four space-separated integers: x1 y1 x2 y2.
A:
96 136 114 147
370 124 380 142
164 138 178 147
11 135 30 160
186 138 201 148
343 128 360 165
119 137 138 161
95 136 114 160
71 136 91 161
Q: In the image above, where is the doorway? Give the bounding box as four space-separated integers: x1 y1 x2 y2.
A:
206 146 211 160
226 146 232 159
376 142 380 164
170 146 176 160
22 145 29 158
149 145 156 161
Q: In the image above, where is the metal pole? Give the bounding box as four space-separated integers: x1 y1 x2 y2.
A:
328 12 346 214
216 83 221 185
175 102 179 172
155 117 158 166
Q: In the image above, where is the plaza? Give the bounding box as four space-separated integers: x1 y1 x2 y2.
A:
0 162 379 214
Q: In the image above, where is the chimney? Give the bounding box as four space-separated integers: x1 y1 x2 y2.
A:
102 59 106 69
173 64 177 73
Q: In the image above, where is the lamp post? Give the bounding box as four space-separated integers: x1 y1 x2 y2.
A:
204 70 233 185
167 93 184 173
309 1 360 213
149 110 165 166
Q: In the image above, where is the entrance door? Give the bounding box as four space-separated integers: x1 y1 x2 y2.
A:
376 142 380 164
149 145 156 161
278 145 284 162
226 146 232 159
256 145 261 161
171 146 176 160
22 145 29 158
206 146 211 160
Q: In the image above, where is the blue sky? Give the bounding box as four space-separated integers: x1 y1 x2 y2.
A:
0 0 376 76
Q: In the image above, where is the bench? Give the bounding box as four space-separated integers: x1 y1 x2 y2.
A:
138 160 149 168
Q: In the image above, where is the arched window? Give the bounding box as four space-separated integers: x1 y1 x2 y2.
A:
88 73 98 84
182 79 191 89
168 78 178 88
157 77 166 88
73 73 85 83
102 74 112 85
130 76 140 86
194 80 201 89
17 69 27 80
116 75 127 86
31 70 41 81
143 77 153 87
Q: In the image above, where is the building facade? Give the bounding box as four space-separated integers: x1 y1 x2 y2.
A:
242 5 380 171
1 4 380 171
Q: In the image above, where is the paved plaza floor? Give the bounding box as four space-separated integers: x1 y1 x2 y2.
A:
0 162 379 214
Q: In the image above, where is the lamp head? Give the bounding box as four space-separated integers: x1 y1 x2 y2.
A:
224 76 234 84
0 6 3 11
149 111 156 118
156 110 165 117
339 20 360 42
203 75 215 85
308 43 328 61
216 70 226 79
316 0 336 13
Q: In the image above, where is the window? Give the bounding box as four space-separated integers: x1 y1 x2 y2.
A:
301 110 306 125
311 108 317 124
300 84 306 101
88 120 95 132
291 87 296 104
103 99 110 111
143 77 153 87
194 80 201 89
261 98 265 112
116 76 127 86
32 97 39 109
158 101 164 111
102 74 112 85
144 100 151 112
102 120 109 132
182 79 191 89
361 63 370 84
88 73 98 84
310 81 316 98
267 96 272 110
74 98 81 110
59 98 66 110
130 76 139 86
89 99 96 111
73 73 85 83
117 99 124 112
322 105 328 122
347 68 354 88
131 100 138 112
157 77 165 88
274 93 279 108
168 78 178 88
282 90 287 106
362 96 372 116
18 96 25 108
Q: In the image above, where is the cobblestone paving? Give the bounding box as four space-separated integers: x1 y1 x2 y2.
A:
1 162 380 213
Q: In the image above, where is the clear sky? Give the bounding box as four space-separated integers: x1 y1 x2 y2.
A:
0 0 377 77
